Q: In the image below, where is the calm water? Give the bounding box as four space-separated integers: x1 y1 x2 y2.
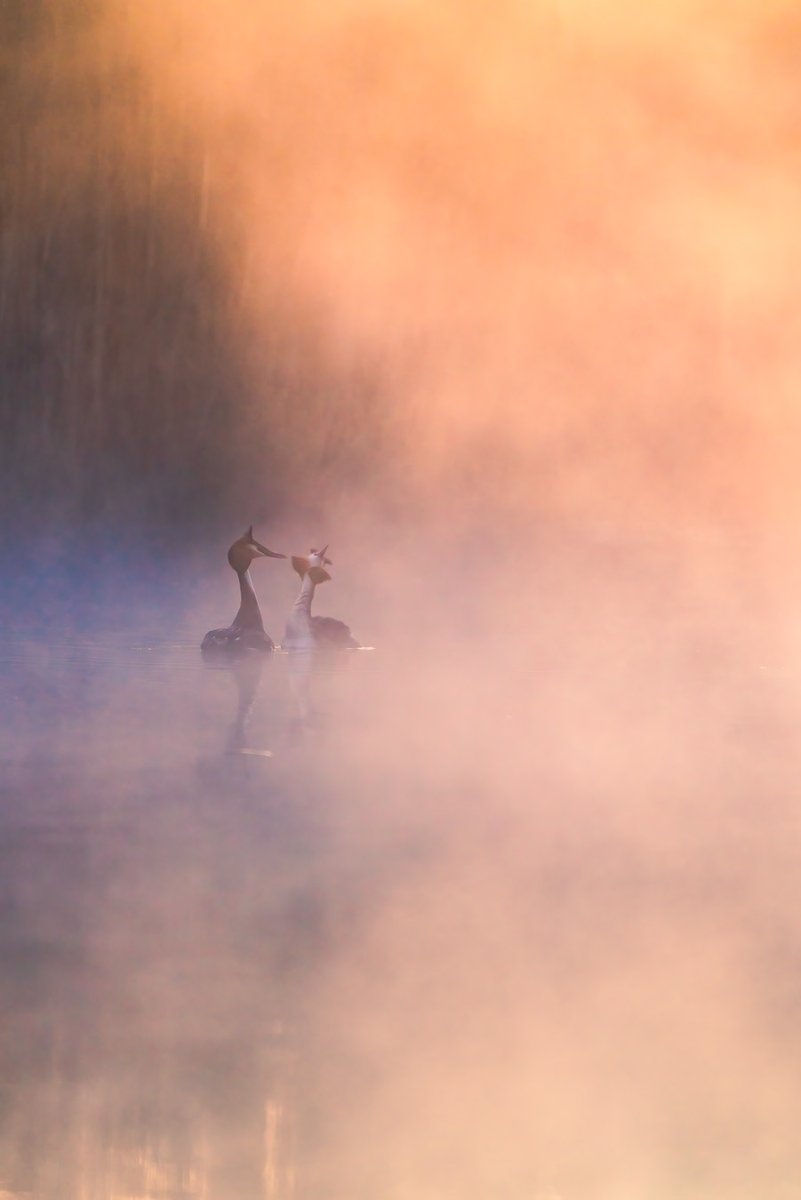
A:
2 607 801 1198
0 623 386 1200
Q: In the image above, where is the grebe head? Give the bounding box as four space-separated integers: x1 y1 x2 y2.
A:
292 544 333 581
227 527 285 573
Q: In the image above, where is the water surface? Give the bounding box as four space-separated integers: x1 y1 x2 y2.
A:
1 605 801 1199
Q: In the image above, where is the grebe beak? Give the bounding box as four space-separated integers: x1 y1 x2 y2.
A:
254 541 286 559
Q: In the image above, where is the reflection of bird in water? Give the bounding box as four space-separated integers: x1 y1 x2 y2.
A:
196 656 272 798
202 527 285 655
286 646 315 738
226 657 270 754
283 547 358 650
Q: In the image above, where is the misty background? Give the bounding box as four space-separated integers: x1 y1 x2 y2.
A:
3 1 801 1198
5 0 801 548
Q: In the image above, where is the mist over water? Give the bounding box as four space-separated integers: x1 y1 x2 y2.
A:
4 556 801 1198
4 1 801 1197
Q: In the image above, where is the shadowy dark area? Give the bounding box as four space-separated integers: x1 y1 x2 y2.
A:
0 0 387 556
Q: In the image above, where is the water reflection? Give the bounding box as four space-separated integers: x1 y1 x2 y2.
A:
0 629 386 1200
2 615 801 1197
199 654 274 760
224 658 268 754
0 638 296 1199
286 651 314 735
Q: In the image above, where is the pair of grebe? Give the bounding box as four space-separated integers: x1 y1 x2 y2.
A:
201 528 357 655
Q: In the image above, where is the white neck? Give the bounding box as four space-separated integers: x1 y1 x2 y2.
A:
284 573 318 648
292 573 317 616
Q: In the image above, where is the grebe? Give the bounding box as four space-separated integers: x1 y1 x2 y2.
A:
201 527 285 655
283 546 358 650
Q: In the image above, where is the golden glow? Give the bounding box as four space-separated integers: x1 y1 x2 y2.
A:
111 0 801 531
5 16 794 1190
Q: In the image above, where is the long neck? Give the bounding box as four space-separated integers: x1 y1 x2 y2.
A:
292 574 317 618
233 568 264 631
